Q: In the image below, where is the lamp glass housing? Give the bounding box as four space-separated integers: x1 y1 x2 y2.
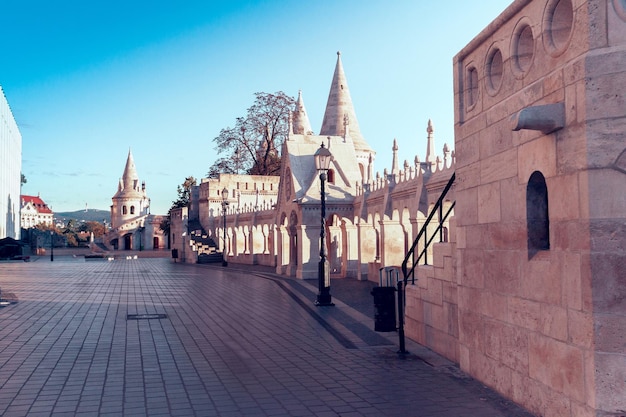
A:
314 144 332 171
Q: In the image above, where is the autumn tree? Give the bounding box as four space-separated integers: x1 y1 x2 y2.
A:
78 221 107 238
207 91 295 178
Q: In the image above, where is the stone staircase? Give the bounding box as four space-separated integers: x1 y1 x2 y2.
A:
93 241 109 252
188 221 222 264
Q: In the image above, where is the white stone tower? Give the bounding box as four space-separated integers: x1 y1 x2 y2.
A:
111 149 150 229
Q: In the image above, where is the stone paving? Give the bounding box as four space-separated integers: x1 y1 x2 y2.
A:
0 256 534 417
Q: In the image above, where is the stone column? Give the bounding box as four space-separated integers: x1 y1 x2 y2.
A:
296 224 317 279
356 222 377 281
380 220 405 268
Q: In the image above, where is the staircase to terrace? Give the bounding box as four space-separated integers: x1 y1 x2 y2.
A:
187 220 222 264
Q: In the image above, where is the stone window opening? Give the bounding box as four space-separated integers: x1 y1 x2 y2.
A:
466 66 478 110
130 206 135 215
527 171 550 258
123 205 128 215
543 0 574 55
512 21 534 75
486 47 503 94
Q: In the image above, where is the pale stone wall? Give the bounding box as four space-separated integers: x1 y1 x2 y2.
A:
451 0 626 415
405 219 459 363
176 127 455 280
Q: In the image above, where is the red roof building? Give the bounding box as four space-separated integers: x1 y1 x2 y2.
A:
20 195 54 228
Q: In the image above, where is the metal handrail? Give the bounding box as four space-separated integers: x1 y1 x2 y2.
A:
401 172 455 284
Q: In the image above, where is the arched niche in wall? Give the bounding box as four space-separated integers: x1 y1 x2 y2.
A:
527 171 550 259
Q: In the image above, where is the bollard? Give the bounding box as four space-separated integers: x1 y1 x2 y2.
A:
371 286 396 332
397 280 408 354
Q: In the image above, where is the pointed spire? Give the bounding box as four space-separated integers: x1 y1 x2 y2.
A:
320 52 371 153
391 138 399 175
425 120 436 169
122 149 139 192
292 90 313 135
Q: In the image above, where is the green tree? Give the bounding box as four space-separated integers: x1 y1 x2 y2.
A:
172 176 197 209
20 173 27 187
207 91 294 178
160 176 197 237
159 214 171 236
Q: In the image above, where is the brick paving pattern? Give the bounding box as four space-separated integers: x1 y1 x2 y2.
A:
0 257 534 416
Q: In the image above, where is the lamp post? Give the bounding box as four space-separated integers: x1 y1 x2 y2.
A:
314 143 334 306
50 230 54 262
221 187 229 267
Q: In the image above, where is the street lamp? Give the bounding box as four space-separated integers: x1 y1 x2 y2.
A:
50 230 54 262
314 143 334 306
221 187 229 267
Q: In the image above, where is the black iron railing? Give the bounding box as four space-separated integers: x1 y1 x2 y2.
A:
401 172 455 284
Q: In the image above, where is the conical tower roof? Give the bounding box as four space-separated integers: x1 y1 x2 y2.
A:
292 90 313 135
122 149 139 191
319 52 372 153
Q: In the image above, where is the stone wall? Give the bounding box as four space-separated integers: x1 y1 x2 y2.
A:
451 0 626 415
405 218 458 363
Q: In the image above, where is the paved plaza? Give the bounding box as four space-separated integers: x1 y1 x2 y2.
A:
0 256 534 416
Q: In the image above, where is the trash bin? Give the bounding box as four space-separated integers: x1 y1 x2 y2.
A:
371 286 396 332
171 249 178 259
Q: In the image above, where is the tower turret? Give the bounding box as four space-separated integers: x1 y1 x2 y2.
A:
320 52 372 154
292 90 313 135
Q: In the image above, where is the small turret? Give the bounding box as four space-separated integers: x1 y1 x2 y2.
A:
292 90 313 135
425 120 436 170
391 138 399 176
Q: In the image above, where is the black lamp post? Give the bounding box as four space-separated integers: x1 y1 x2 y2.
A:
314 143 334 306
50 230 54 262
221 187 229 267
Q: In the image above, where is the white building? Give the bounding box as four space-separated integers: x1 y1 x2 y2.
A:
105 149 165 251
20 195 53 228
0 85 22 239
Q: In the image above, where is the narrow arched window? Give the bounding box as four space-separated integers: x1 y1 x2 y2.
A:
527 171 550 258
130 206 135 215
123 205 128 215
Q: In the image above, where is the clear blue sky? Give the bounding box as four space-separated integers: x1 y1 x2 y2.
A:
2 0 511 215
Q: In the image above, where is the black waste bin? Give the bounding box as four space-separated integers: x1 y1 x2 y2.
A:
371 286 396 332
171 249 178 259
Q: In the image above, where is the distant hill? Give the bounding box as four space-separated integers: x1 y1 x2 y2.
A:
55 209 110 224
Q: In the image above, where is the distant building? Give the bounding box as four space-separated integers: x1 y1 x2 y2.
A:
0 85 22 239
104 150 165 250
20 195 54 228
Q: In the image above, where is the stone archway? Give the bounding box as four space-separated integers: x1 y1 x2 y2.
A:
123 234 132 250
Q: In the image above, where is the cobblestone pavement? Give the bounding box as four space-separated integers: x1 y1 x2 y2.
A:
0 257 534 417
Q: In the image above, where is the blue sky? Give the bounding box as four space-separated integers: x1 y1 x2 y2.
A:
2 0 511 215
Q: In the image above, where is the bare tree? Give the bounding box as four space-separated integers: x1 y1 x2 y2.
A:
207 91 295 177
